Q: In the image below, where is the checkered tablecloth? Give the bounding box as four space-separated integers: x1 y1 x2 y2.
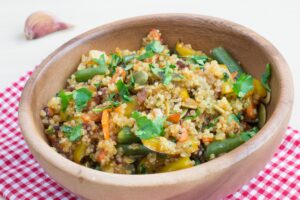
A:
0 72 299 200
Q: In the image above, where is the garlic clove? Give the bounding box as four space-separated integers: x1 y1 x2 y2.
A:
24 11 73 40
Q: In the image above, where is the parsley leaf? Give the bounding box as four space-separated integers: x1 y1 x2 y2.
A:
58 90 72 112
190 55 208 66
92 54 106 67
184 108 201 120
150 63 174 85
61 124 83 142
116 80 132 102
123 54 136 64
228 114 239 123
131 111 165 140
233 73 254 98
261 64 271 92
137 51 154 61
73 88 92 112
145 40 164 53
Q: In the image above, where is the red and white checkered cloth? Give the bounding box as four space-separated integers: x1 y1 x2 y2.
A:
0 72 299 200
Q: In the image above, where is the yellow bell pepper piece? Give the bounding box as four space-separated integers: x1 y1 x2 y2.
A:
73 142 87 163
253 79 267 97
221 82 233 94
175 42 198 57
179 88 190 101
159 157 194 173
124 98 138 117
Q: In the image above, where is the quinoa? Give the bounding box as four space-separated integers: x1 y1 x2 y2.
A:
41 29 270 174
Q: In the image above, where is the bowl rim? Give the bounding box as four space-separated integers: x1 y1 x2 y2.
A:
19 13 294 187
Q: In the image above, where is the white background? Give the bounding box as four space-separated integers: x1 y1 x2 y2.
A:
0 0 299 131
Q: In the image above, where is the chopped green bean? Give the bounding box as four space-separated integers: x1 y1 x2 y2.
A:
117 144 151 156
117 127 140 144
204 129 258 160
75 66 108 82
211 47 244 77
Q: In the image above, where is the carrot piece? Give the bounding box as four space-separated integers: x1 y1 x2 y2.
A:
97 151 106 161
246 98 256 119
111 67 126 84
114 105 122 114
167 113 181 124
102 109 110 140
202 136 213 143
81 112 102 123
231 71 238 79
81 113 91 123
148 29 161 41
178 128 188 142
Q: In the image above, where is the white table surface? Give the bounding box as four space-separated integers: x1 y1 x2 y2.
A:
0 1 299 125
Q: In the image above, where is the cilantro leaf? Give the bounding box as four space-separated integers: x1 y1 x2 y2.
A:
111 54 122 67
228 114 239 123
123 54 136 64
150 63 174 85
137 51 154 61
145 40 164 53
73 88 92 112
190 55 208 66
92 54 106 67
233 73 254 98
131 111 165 140
61 124 83 142
116 80 132 102
163 64 173 85
184 108 201 120
58 90 72 112
261 64 271 92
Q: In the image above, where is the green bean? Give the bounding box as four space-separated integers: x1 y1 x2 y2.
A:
117 144 151 156
133 71 148 85
117 127 140 144
204 129 258 160
258 104 266 128
75 66 108 82
211 47 244 77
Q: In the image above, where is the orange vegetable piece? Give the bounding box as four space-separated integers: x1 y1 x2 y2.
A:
111 67 126 84
246 98 256 120
97 151 106 161
114 105 122 113
231 71 238 79
148 29 161 41
102 109 110 140
167 113 181 124
178 128 188 142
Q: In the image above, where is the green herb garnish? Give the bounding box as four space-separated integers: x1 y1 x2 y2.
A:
233 73 254 98
92 54 106 67
131 111 165 140
116 80 132 102
228 114 239 123
137 51 154 61
61 124 83 142
261 64 271 92
190 55 208 66
150 63 175 85
73 88 92 112
123 54 136 64
145 40 164 53
58 90 72 112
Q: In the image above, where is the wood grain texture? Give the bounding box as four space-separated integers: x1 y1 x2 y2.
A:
18 14 293 200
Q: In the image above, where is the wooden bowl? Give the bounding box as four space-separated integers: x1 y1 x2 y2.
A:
19 14 293 200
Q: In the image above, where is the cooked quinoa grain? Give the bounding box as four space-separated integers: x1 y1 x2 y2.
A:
41 29 271 174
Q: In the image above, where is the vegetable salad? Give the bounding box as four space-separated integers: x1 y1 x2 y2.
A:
40 29 271 174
